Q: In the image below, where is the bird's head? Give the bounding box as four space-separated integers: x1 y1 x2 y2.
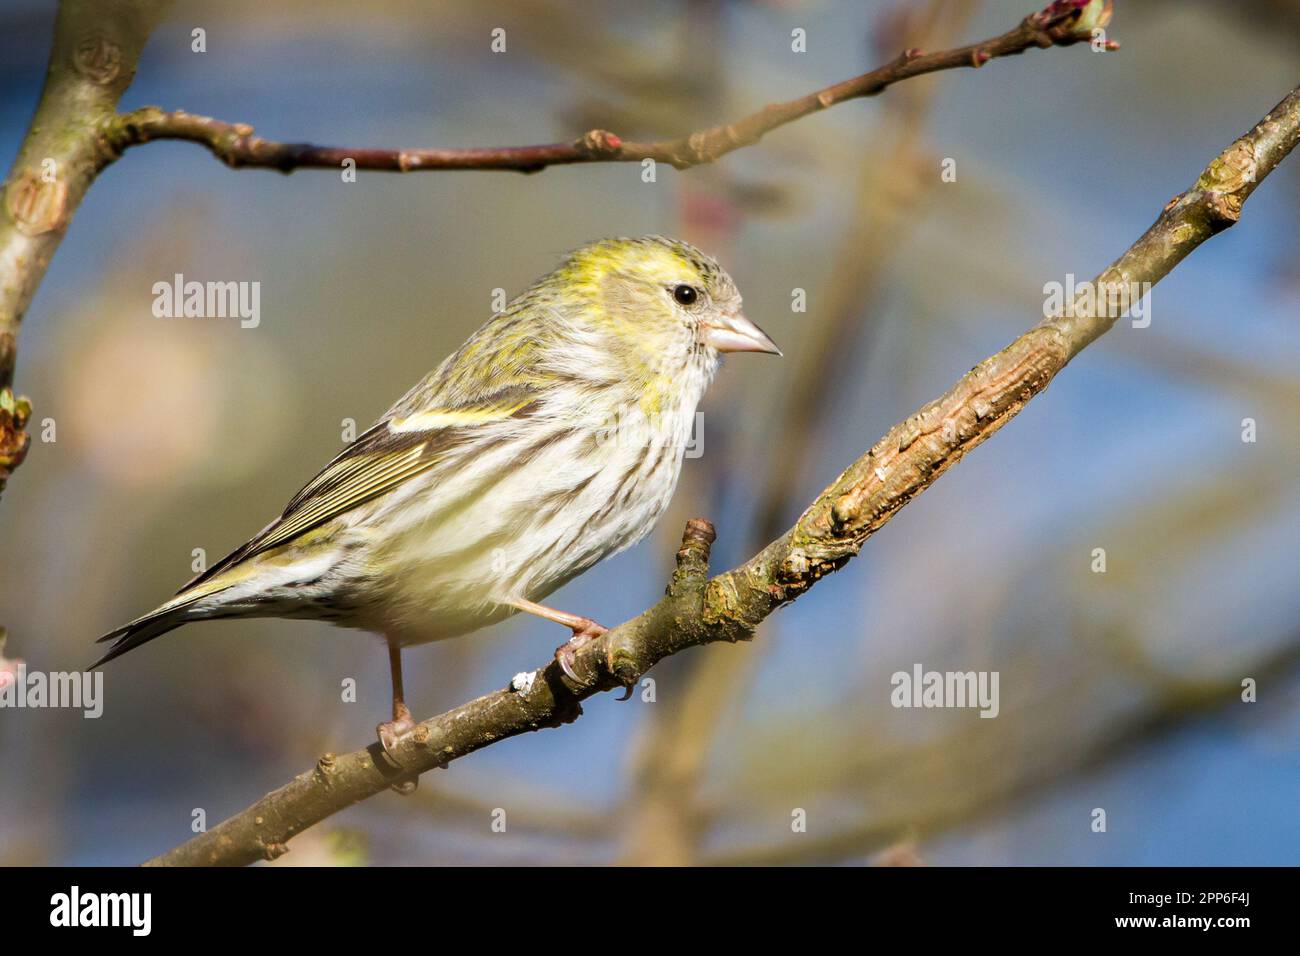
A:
554 236 781 376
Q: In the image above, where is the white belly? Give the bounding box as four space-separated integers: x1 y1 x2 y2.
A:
350 406 692 645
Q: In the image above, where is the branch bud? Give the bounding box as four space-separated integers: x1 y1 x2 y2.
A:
1039 0 1114 44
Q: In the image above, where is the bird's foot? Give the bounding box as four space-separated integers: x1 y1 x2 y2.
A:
376 702 419 795
554 618 608 685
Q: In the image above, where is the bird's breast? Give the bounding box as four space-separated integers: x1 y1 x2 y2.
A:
352 378 709 644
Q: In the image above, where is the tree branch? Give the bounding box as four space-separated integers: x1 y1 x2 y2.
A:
104 3 1115 175
146 82 1300 867
0 0 172 497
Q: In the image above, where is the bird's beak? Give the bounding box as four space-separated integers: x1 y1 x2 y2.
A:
702 312 782 355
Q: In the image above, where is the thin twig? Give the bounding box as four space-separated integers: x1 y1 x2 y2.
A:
104 4 1114 175
146 84 1300 867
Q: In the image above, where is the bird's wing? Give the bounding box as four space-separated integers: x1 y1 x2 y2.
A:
178 384 540 594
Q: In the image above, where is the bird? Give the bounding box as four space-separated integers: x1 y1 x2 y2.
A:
94 235 779 776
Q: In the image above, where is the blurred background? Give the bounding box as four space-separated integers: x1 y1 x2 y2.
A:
1 0 1298 866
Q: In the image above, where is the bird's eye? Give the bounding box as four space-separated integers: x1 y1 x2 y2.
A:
672 284 698 306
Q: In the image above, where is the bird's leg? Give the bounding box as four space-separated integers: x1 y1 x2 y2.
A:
508 597 608 684
375 641 418 794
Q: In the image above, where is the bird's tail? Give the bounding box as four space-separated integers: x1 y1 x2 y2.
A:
91 589 222 668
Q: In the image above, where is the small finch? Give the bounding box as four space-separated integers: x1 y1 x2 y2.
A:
95 236 779 769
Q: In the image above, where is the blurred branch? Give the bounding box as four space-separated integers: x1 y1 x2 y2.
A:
410 778 612 841
617 644 759 864
146 81 1300 866
105 3 1115 175
712 635 1300 865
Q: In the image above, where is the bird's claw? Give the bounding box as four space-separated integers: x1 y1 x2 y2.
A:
553 619 608 686
554 641 582 683
376 705 419 794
